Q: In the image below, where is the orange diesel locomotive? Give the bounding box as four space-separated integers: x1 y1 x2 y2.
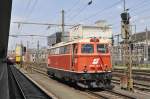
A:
47 38 112 88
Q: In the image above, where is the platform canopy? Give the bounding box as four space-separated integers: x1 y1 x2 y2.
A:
0 0 12 99
0 0 12 58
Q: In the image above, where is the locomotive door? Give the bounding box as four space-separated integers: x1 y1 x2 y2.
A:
71 44 77 71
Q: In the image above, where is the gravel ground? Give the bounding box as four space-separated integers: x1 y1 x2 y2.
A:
112 84 150 99
21 63 150 99
21 69 99 99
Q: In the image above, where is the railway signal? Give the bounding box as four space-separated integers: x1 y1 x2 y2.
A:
120 0 133 91
121 12 130 39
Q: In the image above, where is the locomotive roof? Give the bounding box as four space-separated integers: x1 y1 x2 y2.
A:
48 38 111 49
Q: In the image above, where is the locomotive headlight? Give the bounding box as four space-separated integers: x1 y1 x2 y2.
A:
105 64 111 71
105 64 108 71
83 65 88 73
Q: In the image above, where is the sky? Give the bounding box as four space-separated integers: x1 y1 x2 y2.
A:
8 0 150 50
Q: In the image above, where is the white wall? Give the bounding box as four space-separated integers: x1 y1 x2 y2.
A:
70 25 112 40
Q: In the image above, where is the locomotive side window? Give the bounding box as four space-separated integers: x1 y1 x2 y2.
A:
97 44 108 53
81 44 94 53
64 45 70 54
60 47 64 54
59 45 70 54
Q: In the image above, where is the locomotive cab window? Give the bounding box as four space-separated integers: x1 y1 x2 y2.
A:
97 44 108 53
81 44 94 53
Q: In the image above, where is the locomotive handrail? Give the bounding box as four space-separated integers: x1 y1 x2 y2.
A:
98 55 105 71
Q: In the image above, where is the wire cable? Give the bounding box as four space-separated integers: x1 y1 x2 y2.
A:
25 0 39 19
129 0 150 12
78 0 122 23
67 4 88 22
67 0 93 22
66 0 81 14
24 0 32 15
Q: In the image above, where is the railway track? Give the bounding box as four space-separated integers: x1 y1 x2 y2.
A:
9 65 51 99
113 68 150 77
112 78 150 92
31 66 137 99
31 66 150 90
86 90 136 99
112 71 150 80
112 68 150 92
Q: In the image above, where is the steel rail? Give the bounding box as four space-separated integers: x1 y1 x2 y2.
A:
112 78 150 92
105 89 136 99
85 90 109 99
10 65 51 99
9 65 27 99
31 66 136 99
86 90 136 99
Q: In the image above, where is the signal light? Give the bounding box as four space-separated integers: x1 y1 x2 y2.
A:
121 12 130 24
90 38 99 42
90 38 94 42
95 39 99 42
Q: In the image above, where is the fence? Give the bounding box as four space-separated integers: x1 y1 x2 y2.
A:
111 44 150 68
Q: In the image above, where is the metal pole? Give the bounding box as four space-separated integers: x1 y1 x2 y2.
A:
27 41 29 49
37 40 39 62
127 25 133 91
123 0 126 11
145 27 148 66
134 25 136 41
128 43 133 91
61 10 65 42
121 1 133 90
26 41 29 63
117 35 119 45
20 41 23 68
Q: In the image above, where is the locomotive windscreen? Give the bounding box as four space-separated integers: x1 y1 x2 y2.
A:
97 44 108 53
81 44 94 53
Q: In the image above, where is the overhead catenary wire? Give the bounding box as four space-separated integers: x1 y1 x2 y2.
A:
111 0 150 25
24 0 39 20
77 0 122 23
9 34 49 37
66 0 85 19
78 0 149 29
15 0 39 36
129 0 150 12
111 5 150 28
13 21 75 27
24 0 32 15
99 0 150 23
67 5 88 22
66 0 81 14
9 34 79 38
67 0 93 22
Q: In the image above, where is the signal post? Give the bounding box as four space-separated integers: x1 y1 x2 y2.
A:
121 10 133 91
